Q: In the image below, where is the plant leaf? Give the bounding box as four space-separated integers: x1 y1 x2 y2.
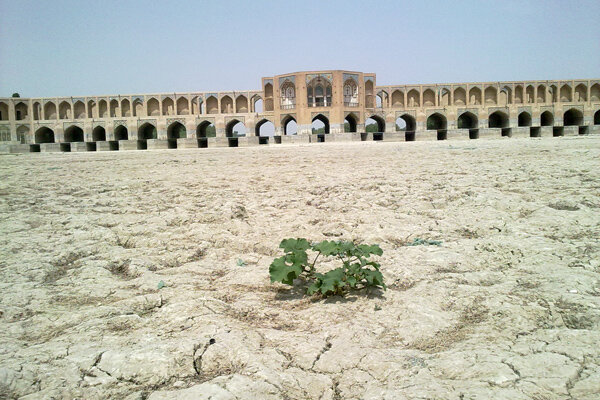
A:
280 238 310 253
269 256 303 285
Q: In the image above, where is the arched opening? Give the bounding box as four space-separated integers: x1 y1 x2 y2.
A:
44 102 57 120
311 114 330 138
109 99 119 117
255 120 274 142
514 86 524 104
575 84 587 102
13 102 27 120
469 87 482 105
423 89 435 106
591 84 600 102
563 109 583 126
454 87 466 105
59 101 71 119
16 126 29 144
344 114 357 133
121 99 131 117
167 121 186 148
35 127 55 144
221 96 233 114
167 122 186 139
138 123 157 140
526 86 535 103
396 114 416 132
282 116 297 135
190 97 199 114
236 95 248 113
99 100 108 117
489 111 509 128
176 97 189 115
540 111 554 126
33 102 41 120
537 85 547 103
427 113 447 130
560 85 572 102
196 121 215 137
407 89 420 107
161 98 174 116
365 80 375 108
147 98 159 116
550 85 558 103
133 99 143 117
64 126 84 142
226 119 245 137
594 110 600 125
93 126 106 141
73 101 85 119
366 115 385 133
87 100 96 118
114 125 128 141
518 112 532 127
484 87 497 104
392 90 404 107
253 98 263 113
343 79 358 107
457 112 478 129
499 87 512 106
440 89 451 106
206 96 218 114
264 83 274 111
307 77 332 108
1 102 10 120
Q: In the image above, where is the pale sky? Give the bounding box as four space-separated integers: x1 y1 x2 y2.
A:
1 0 599 98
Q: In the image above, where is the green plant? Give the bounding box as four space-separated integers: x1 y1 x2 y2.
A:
269 239 385 297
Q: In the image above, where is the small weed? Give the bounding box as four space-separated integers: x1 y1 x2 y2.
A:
407 238 442 247
114 234 135 249
236 259 247 267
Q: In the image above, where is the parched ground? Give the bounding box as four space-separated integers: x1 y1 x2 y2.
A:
0 137 599 400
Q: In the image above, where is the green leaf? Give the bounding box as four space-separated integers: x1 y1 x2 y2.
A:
236 258 246 267
347 276 358 288
157 280 165 290
269 256 303 285
280 238 310 253
307 281 321 295
311 240 340 256
357 244 383 257
319 268 346 295
364 270 386 289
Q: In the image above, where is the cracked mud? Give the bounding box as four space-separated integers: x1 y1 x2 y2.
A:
1 137 599 399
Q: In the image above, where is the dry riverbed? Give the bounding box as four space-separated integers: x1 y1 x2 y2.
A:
0 137 599 399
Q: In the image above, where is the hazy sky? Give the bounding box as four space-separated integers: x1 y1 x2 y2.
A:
1 0 599 97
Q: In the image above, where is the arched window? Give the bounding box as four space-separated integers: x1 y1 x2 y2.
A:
343 79 359 106
280 81 295 109
307 76 332 107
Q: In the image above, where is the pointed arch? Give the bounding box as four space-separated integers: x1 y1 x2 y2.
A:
365 115 385 133
575 84 587 102
114 125 128 141
138 122 157 139
255 119 274 136
423 89 435 106
540 111 554 126
563 108 583 126
484 87 497 104
468 87 482 105
518 111 532 127
457 111 478 129
44 102 57 120
537 85 547 103
99 100 108 117
147 98 159 116
93 126 107 141
121 99 131 117
282 115 297 135
73 101 85 119
591 84 600 102
133 99 143 117
196 120 215 137
489 111 509 128
206 96 218 114
514 86 524 104
525 85 535 103
35 127 55 143
407 89 420 107
176 97 189 115
264 83 274 111
453 87 466 105
311 114 330 134
344 113 358 133
59 101 71 119
14 102 28 120
236 95 248 113
440 88 451 106
109 99 119 117
427 113 447 130
499 86 512 106
396 114 416 132
87 100 96 118
226 119 245 137
162 97 174 116
64 125 84 142
560 84 572 102
33 101 41 120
